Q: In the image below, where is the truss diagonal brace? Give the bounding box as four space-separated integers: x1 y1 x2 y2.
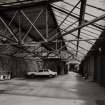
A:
59 0 80 27
49 14 105 42
52 5 104 30
21 10 47 42
0 17 18 42
62 14 105 36
22 9 44 42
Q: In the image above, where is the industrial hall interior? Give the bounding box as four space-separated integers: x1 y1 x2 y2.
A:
0 0 105 105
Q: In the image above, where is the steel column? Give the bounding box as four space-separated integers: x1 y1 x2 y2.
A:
46 7 49 38
76 0 87 55
18 10 21 43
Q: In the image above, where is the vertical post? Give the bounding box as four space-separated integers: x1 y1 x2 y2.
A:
56 39 58 51
46 7 48 38
18 10 21 43
76 0 87 55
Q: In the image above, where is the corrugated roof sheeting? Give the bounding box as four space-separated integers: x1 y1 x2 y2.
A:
52 0 105 61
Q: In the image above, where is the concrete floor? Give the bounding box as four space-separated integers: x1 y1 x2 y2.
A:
0 71 105 105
